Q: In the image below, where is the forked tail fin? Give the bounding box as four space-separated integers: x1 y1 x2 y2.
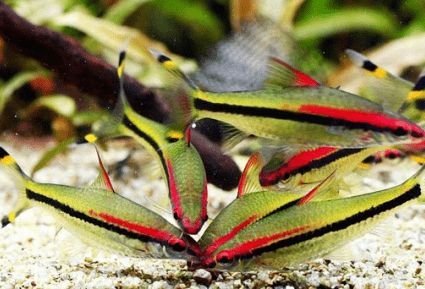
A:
149 48 197 129
0 147 30 227
79 50 129 144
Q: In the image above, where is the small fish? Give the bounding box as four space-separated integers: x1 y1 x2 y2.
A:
201 159 425 270
0 146 201 258
198 153 333 265
151 50 425 148
86 51 208 234
258 53 425 184
259 146 381 187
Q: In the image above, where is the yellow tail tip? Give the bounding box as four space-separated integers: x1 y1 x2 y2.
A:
84 133 98 144
0 155 15 165
368 67 387 78
7 212 16 223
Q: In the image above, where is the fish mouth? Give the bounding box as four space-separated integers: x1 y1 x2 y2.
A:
180 216 204 235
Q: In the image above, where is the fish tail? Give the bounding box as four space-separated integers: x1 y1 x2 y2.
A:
149 48 198 125
408 163 425 203
346 49 387 78
0 147 30 227
400 69 425 112
78 50 129 145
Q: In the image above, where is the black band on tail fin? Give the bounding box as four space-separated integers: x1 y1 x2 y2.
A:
158 54 171 63
0 147 10 159
119 51 126 67
362 60 378 72
413 75 425 91
1 216 10 227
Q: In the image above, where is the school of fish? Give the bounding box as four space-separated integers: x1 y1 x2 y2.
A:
1 46 425 272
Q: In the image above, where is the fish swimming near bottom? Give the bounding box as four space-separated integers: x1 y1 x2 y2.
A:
200 155 425 270
0 147 201 259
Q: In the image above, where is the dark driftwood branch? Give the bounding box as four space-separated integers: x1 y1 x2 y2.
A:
0 2 241 190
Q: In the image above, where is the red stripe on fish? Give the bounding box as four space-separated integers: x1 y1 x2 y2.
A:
88 210 185 247
203 215 258 257
260 147 337 186
204 225 311 266
298 105 425 139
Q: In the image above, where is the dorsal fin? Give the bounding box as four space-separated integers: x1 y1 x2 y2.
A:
297 171 337 205
89 145 115 193
264 57 320 89
238 153 264 197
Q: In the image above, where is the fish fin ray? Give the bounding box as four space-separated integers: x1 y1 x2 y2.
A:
322 241 367 263
238 153 264 197
263 56 320 89
297 171 338 205
221 123 250 150
93 145 115 193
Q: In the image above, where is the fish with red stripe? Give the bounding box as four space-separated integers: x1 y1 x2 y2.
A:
199 153 425 270
0 146 201 258
83 51 208 234
259 146 381 187
151 49 425 148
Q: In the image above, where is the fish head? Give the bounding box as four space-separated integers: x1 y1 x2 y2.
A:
164 139 208 234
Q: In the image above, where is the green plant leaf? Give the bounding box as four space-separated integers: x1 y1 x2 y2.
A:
31 94 77 117
31 137 76 176
294 8 398 40
104 0 152 24
0 71 44 114
52 10 178 64
71 110 108 126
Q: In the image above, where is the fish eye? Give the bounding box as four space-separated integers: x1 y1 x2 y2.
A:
394 126 407 136
168 237 186 252
216 251 233 264
173 211 179 220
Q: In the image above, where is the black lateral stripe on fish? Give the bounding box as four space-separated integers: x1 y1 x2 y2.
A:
234 184 421 261
122 115 167 173
260 147 363 186
25 189 190 252
193 99 419 137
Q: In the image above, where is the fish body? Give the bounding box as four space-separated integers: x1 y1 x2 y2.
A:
152 50 425 147
260 146 381 187
89 51 208 234
193 86 424 147
201 164 424 270
0 148 200 258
